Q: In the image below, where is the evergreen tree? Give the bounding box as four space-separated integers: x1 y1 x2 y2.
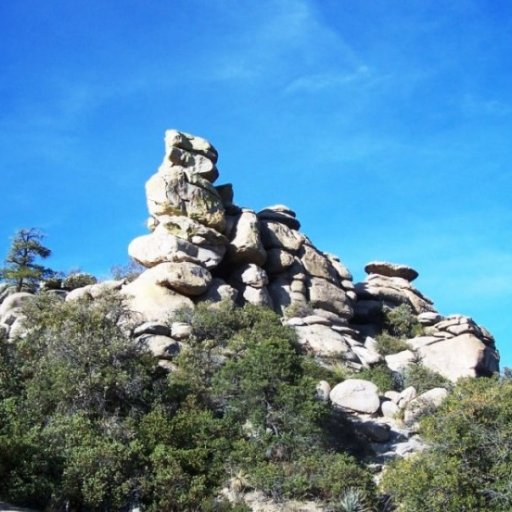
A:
0 228 53 292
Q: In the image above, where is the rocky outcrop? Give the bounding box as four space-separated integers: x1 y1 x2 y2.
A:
116 130 500 378
122 130 357 342
0 129 502 494
0 129 499 383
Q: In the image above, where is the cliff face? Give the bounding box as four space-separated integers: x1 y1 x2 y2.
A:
119 129 498 383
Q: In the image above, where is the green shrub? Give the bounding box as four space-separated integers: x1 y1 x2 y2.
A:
382 377 512 511
248 452 376 504
0 296 381 510
357 363 401 392
383 304 423 338
375 332 410 356
336 487 372 512
403 364 452 394
283 301 314 318
62 272 97 290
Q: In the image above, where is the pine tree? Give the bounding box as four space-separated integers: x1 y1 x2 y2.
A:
0 228 54 292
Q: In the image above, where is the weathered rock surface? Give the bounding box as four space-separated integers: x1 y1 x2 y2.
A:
295 324 352 357
121 129 499 385
415 333 499 382
329 379 381 414
122 275 194 323
146 166 226 232
404 387 448 424
164 129 218 163
364 261 419 282
257 204 300 230
355 274 434 314
226 210 267 266
129 226 225 269
138 262 212 296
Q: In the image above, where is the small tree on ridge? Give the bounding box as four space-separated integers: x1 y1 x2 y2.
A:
0 228 53 292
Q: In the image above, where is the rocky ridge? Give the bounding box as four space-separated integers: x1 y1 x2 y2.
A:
0 130 501 495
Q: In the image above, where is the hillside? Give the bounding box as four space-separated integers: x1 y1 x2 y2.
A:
0 130 507 512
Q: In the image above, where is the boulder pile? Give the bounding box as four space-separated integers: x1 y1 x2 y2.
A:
124 130 356 329
0 129 500 386
0 129 502 479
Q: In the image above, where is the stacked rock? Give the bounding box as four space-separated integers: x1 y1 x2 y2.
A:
124 131 233 322
125 130 357 330
119 130 499 379
221 203 356 321
353 261 435 335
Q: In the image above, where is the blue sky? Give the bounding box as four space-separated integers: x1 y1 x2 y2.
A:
1 0 510 365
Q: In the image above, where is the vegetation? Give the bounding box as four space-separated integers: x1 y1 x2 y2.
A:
382 304 423 338
374 332 410 356
0 296 377 510
61 271 98 290
0 228 54 292
357 363 401 393
111 259 145 282
375 304 423 356
382 376 512 511
402 363 452 394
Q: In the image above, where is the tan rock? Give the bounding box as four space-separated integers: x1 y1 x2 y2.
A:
381 400 400 419
353 345 382 366
138 262 212 296
307 277 353 319
171 322 193 339
385 350 416 373
139 334 180 359
294 324 351 357
404 388 448 424
259 220 304 252
330 379 380 414
316 380 331 401
365 261 419 281
242 285 273 308
165 129 218 162
197 278 238 304
0 292 33 318
417 333 499 382
227 210 267 266
122 277 194 323
326 253 353 280
264 248 295 273
299 244 337 282
128 226 224 269
257 205 300 230
166 146 219 182
157 215 227 247
231 263 268 288
146 166 225 232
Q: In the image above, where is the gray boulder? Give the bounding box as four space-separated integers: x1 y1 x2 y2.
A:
329 379 381 414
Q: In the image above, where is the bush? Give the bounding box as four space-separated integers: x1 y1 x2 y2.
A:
383 304 423 338
375 332 410 356
0 297 380 509
248 452 376 505
110 259 145 282
382 377 512 511
61 272 97 290
283 301 314 319
403 364 452 394
357 363 402 392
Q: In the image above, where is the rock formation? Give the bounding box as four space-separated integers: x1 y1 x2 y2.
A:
114 129 499 384
0 129 501 480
